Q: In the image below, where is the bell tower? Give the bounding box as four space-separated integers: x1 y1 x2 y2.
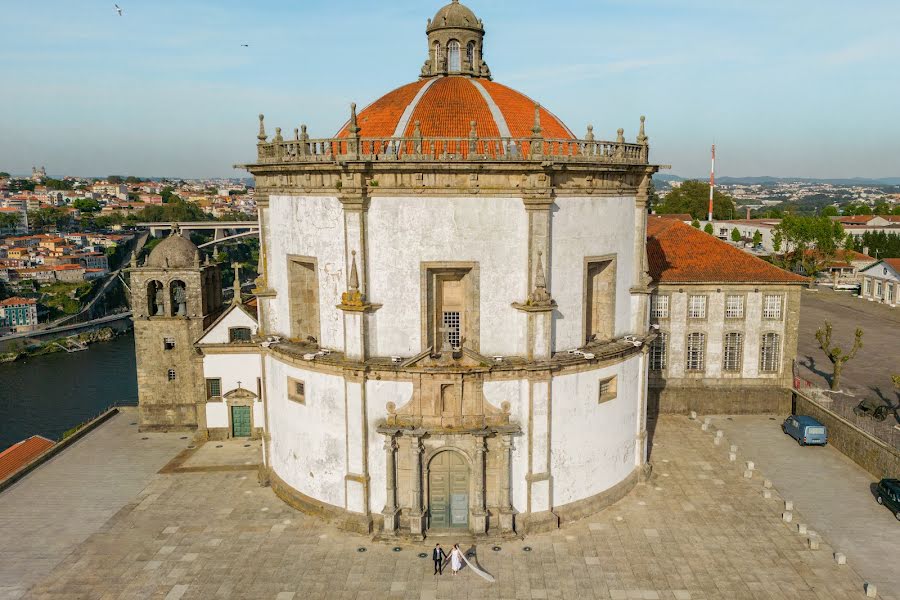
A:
420 0 491 79
128 229 223 433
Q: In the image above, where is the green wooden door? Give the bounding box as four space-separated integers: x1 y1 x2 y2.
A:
231 405 251 437
428 452 469 529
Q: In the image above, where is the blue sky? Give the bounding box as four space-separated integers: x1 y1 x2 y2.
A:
1 0 898 179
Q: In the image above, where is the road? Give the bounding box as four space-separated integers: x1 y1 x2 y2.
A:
712 415 900 600
797 287 900 400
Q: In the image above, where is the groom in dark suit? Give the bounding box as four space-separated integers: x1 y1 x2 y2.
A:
432 543 447 575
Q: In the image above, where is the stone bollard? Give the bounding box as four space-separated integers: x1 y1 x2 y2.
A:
701 423 709 431
729 453 737 462
834 552 846 565
784 500 793 511
703 417 711 426
716 430 724 439
782 512 793 522
714 437 722 446
743 470 753 478
764 479 773 489
746 461 755 471
762 489 772 499
865 583 877 598
690 411 697 420
730 444 738 453
808 537 819 550
797 523 807 535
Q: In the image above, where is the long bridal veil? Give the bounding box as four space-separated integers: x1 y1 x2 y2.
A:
461 549 496 583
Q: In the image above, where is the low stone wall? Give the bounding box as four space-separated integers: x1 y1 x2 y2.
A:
650 386 791 416
794 390 900 479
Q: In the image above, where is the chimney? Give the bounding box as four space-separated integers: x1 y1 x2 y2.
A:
746 207 751 220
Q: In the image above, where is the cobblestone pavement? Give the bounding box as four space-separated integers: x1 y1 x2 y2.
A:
711 415 899 600
24 416 875 600
0 409 187 600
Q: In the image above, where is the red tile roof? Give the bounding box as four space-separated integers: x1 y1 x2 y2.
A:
0 296 37 306
647 217 808 284
0 435 55 480
885 258 900 271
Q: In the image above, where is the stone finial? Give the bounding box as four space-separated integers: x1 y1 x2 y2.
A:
299 124 309 142
349 250 360 292
616 128 625 144
232 262 242 304
349 103 361 136
527 251 553 307
469 120 478 139
532 104 542 137
340 250 366 308
293 128 300 141
585 125 595 141
274 127 283 142
257 114 267 142
637 115 648 145
413 120 422 139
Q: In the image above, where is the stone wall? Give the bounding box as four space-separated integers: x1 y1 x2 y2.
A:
794 390 900 479
650 386 792 416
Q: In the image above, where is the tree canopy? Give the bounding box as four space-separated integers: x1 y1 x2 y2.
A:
654 180 736 220
773 215 845 280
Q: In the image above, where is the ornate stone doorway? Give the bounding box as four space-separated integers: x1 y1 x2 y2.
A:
428 451 469 529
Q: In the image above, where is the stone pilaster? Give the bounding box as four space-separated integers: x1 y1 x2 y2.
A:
343 373 370 524
630 170 655 334
527 376 552 514
338 194 379 361
407 430 426 537
498 434 517 533
380 429 400 534
515 195 555 360
471 430 489 534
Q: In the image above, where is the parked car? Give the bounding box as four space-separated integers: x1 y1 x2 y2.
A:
853 399 889 421
782 415 828 446
875 479 900 521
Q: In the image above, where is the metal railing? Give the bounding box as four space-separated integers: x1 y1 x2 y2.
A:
255 135 649 165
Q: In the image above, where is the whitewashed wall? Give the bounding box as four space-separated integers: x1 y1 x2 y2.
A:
202 353 261 397
266 355 347 508
550 355 641 505
483 379 530 513
364 379 414 513
197 307 257 344
551 196 637 350
206 402 228 428
366 197 529 357
265 195 346 349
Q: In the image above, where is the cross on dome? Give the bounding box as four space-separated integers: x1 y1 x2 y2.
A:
421 0 490 79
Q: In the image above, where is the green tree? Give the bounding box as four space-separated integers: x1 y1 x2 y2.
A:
73 198 101 212
703 223 714 234
821 205 839 217
752 230 763 246
772 229 783 253
730 227 742 242
873 201 890 215
654 180 736 220
691 218 700 229
107 175 123 184
160 186 179 204
27 207 69 231
0 212 21 230
0 171 10 178
815 321 863 391
44 178 73 191
773 215 844 283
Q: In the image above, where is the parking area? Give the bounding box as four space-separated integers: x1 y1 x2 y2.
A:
711 414 900 599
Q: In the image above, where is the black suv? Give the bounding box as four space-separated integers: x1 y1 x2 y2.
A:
875 478 900 520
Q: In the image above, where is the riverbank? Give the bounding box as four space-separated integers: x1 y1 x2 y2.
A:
0 325 130 363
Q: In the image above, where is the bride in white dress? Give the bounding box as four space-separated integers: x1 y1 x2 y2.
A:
449 544 463 575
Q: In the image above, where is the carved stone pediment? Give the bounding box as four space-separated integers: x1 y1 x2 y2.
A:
400 346 493 371
224 387 258 401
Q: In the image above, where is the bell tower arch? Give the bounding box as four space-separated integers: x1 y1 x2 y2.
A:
420 0 491 79
128 229 223 432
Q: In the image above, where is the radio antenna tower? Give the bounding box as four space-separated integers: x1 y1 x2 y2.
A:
708 144 716 222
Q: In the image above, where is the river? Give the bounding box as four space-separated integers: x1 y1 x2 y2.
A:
0 331 137 452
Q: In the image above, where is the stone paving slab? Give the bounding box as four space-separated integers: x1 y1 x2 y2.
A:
0 408 188 600
22 416 874 599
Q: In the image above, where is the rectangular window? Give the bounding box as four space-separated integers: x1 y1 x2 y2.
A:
584 258 617 343
888 284 895 303
763 295 783 320
875 281 883 298
442 310 461 348
650 294 669 319
206 378 222 399
229 327 252 343
725 295 744 319
686 332 706 372
649 333 667 371
688 295 707 319
163 337 176 350
723 332 743 372
760 332 781 373
167 369 176 381
598 376 617 403
288 377 306 404
864 279 871 295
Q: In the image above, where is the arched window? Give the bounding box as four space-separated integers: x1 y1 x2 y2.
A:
433 41 441 71
229 327 252 343
760 333 781 373
686 332 706 372
466 41 476 68
169 280 187 317
448 40 461 72
147 280 164 316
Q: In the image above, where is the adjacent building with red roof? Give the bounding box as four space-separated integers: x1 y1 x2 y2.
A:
646 217 807 414
0 435 54 481
859 258 900 307
0 296 38 331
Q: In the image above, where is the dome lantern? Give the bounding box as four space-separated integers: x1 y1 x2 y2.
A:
421 0 490 79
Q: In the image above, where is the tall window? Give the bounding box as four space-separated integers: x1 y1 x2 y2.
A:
433 41 441 69
723 332 743 372
763 294 783 320
466 41 476 67
760 332 781 372
649 333 667 371
888 284 895 304
438 274 465 349
686 332 706 372
448 40 461 72
650 294 669 319
875 281 883 298
169 280 187 317
725 295 744 319
863 279 871 295
585 258 616 342
206 378 221 399
688 295 707 319
289 257 320 343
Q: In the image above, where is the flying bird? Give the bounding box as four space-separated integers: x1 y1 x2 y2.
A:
114 4 123 16
241 44 249 47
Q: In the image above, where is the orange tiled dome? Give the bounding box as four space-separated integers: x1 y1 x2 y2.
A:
336 76 574 140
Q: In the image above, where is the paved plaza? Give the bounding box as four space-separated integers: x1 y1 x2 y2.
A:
6 415 880 599
712 415 899 599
